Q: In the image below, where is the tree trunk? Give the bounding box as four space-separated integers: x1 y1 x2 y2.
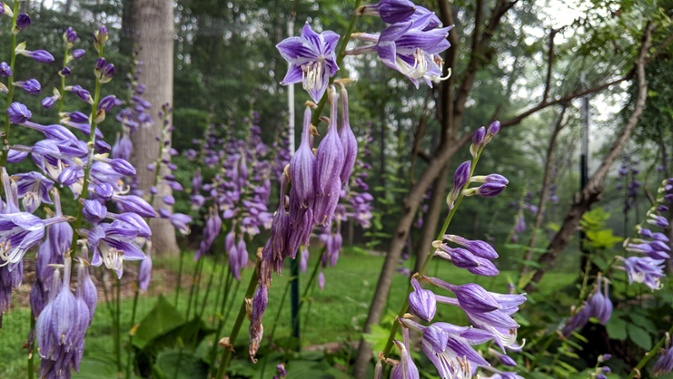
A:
524 22 653 292
128 0 179 256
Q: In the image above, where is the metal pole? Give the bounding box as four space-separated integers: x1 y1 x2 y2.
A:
580 74 590 268
287 19 301 351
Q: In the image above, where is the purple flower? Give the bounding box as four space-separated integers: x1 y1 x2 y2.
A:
68 84 93 103
88 222 147 277
71 49 85 60
620 256 665 290
76 259 97 321
375 14 451 87
19 49 55 64
64 26 78 44
338 84 358 184
0 212 45 265
99 94 118 111
8 102 32 124
357 0 416 24
14 78 41 95
653 346 673 376
112 195 156 218
433 241 499 276
0 62 11 77
249 285 268 361
391 325 419 379
588 276 612 325
276 22 340 102
290 106 316 208
15 13 31 29
138 253 152 292
470 126 486 157
443 234 499 259
170 213 192 235
14 171 54 213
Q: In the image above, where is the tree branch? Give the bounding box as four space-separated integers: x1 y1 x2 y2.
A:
524 21 654 292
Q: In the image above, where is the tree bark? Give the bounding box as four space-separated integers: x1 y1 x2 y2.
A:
524 22 653 292
128 0 179 256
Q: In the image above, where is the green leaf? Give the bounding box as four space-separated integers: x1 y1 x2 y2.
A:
606 317 627 340
73 356 119 379
153 350 209 379
362 324 390 354
626 323 652 350
133 296 186 349
628 312 657 333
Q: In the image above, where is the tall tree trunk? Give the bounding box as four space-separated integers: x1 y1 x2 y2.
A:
524 22 653 292
128 0 179 256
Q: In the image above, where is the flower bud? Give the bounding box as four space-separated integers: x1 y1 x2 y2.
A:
408 277 436 322
63 27 77 46
8 102 31 124
14 13 30 33
71 49 85 60
94 26 108 52
0 62 11 77
470 126 486 157
14 79 41 95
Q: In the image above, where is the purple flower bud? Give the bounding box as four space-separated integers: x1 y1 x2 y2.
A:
162 195 175 205
0 62 11 77
318 271 325 289
68 111 89 123
470 126 486 157
315 89 345 196
98 95 117 111
8 102 31 124
76 260 97 321
16 13 31 29
290 107 316 208
338 85 358 184
59 66 72 76
487 120 501 137
83 199 107 224
444 234 499 259
475 180 508 197
41 96 57 109
71 49 85 60
15 78 41 95
64 27 77 43
24 50 54 64
498 352 517 367
94 26 108 50
408 277 436 322
170 213 192 235
95 57 106 71
652 346 673 376
101 63 115 83
453 161 471 190
107 158 136 176
358 0 417 24
113 195 156 218
69 85 92 103
138 254 152 292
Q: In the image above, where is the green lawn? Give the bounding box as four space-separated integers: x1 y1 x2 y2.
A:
0 247 576 377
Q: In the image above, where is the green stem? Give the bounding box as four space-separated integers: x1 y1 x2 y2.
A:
174 249 185 307
208 268 234 377
1 1 19 167
124 286 141 379
198 257 218 319
382 149 485 357
27 314 35 379
185 258 204 320
215 262 260 379
115 277 122 374
627 324 673 379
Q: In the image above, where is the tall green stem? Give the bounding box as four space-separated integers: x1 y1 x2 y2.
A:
124 285 140 379
627 324 673 379
115 277 122 374
382 149 485 356
174 249 186 307
215 261 260 379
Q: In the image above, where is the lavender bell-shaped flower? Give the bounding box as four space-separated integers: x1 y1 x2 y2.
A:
248 285 268 361
391 324 419 379
588 276 612 325
337 82 358 184
653 345 673 376
356 0 417 24
313 88 345 225
276 22 340 102
290 106 316 208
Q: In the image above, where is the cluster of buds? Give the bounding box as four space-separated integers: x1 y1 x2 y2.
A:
248 83 359 361
381 124 526 379
615 154 641 213
562 275 613 336
616 178 672 290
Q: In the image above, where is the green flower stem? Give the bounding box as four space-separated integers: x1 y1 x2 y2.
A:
627 324 673 379
27 314 35 379
0 1 19 167
174 249 186 307
57 45 69 114
115 277 122 374
208 268 234 378
382 148 485 357
185 257 204 320
124 284 140 379
215 260 260 379
310 0 362 125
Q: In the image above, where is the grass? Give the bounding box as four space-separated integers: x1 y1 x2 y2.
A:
0 246 577 378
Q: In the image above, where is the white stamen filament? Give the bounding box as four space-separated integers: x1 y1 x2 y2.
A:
301 57 326 93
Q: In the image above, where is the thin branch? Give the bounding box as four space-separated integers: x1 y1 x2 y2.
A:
542 28 561 103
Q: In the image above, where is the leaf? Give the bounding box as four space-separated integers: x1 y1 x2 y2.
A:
628 312 656 333
606 317 627 340
73 356 119 379
626 323 652 350
362 324 390 354
133 296 186 350
153 350 209 379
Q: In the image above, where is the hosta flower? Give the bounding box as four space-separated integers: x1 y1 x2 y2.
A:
619 256 665 291
408 276 436 322
0 212 45 265
356 0 416 24
14 171 54 213
653 346 673 376
276 22 340 102
88 221 147 277
375 13 451 88
391 325 419 379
